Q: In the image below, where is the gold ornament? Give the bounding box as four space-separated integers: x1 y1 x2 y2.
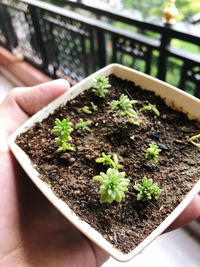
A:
163 0 178 24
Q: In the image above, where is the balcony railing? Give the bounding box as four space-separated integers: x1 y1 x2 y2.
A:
0 0 199 97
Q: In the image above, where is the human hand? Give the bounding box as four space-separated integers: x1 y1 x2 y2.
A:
0 80 199 267
0 79 108 267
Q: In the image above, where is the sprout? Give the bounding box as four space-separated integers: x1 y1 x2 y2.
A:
110 94 139 124
134 176 162 201
188 134 200 148
96 153 123 169
51 118 76 152
141 103 160 117
96 152 113 166
112 154 123 170
75 118 92 132
91 74 111 98
93 168 130 203
90 101 98 111
82 106 92 114
145 143 161 162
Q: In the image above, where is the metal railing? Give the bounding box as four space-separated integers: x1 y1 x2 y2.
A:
0 0 199 97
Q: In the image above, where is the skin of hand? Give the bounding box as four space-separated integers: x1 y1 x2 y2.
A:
0 79 200 266
0 79 108 267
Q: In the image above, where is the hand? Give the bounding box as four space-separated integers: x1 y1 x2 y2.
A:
0 79 108 267
0 80 199 266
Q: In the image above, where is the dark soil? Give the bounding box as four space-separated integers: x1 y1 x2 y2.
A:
16 74 200 254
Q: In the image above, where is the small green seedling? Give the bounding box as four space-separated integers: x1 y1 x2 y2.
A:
96 152 113 166
134 176 162 201
188 134 200 148
91 74 111 98
145 143 161 162
75 118 92 132
96 153 123 169
112 154 123 170
51 118 75 152
141 103 160 117
82 106 92 114
90 101 98 111
110 94 139 124
93 168 130 203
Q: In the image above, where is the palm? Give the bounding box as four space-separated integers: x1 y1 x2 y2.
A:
0 80 107 266
1 152 98 266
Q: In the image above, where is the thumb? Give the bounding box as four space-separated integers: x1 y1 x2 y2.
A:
166 194 200 232
0 79 70 135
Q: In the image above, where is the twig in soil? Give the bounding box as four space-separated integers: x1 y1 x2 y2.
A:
124 88 134 101
126 191 137 199
147 200 159 209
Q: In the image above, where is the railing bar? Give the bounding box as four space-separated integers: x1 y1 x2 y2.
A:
43 13 160 50
4 0 200 46
114 47 146 60
44 16 90 37
1 2 27 12
40 0 200 43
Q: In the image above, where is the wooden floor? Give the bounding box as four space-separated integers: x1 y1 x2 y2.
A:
0 70 16 103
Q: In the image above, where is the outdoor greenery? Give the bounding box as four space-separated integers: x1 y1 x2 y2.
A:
123 0 200 21
40 0 199 94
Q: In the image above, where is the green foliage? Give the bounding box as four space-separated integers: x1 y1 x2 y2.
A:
75 118 92 132
123 0 200 21
110 94 139 124
93 168 130 203
82 106 92 114
91 74 111 98
141 103 160 116
145 143 161 162
90 101 98 111
96 152 113 166
134 176 162 201
51 118 75 152
96 153 123 169
112 154 123 170
188 134 200 148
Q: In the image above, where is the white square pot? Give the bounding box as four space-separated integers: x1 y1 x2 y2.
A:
8 64 200 262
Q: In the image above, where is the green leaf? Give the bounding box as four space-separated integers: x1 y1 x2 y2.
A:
145 143 161 162
96 153 123 170
133 176 162 201
52 118 75 153
82 106 92 114
91 74 111 98
141 103 160 116
75 118 92 132
93 168 130 204
90 102 98 111
110 94 139 124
